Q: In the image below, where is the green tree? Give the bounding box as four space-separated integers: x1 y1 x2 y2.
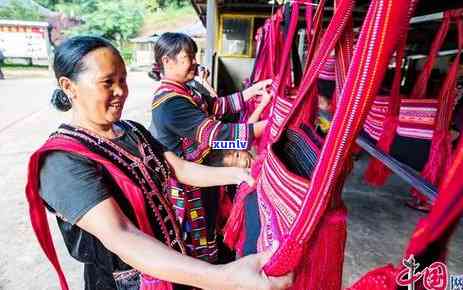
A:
0 0 44 21
145 0 159 12
67 0 144 47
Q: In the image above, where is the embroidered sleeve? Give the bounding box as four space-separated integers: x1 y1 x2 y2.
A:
195 118 254 149
211 92 245 118
160 97 254 148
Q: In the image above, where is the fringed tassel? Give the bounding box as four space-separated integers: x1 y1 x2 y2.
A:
364 116 398 186
410 129 452 205
140 275 174 290
216 186 233 234
223 184 254 256
345 264 397 290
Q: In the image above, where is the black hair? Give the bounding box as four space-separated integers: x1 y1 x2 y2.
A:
204 150 229 167
153 32 198 80
51 36 120 112
317 78 336 100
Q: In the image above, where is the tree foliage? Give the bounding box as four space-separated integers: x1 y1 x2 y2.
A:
0 0 45 21
66 0 145 46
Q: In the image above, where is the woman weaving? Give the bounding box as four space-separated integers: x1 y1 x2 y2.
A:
149 33 272 263
25 36 292 290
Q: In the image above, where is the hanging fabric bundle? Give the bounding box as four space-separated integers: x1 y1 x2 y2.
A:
363 0 419 185
260 0 410 288
241 7 284 123
223 0 333 256
410 11 463 207
346 135 463 290
363 10 463 194
229 1 411 289
224 1 306 254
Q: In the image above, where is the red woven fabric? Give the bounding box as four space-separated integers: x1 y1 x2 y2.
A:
262 0 410 286
413 13 463 203
364 40 407 185
25 137 174 290
223 4 298 253
364 10 462 189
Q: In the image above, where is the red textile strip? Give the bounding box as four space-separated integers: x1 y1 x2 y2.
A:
364 0 419 185
410 17 451 99
263 0 411 278
224 4 298 252
412 13 463 203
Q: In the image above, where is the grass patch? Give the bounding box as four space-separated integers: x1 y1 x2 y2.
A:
3 64 48 70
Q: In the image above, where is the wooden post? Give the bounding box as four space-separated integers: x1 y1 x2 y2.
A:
205 0 217 86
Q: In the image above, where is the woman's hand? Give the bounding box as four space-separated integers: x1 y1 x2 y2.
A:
212 245 293 290
231 167 255 187
258 90 273 108
164 152 254 187
243 79 273 101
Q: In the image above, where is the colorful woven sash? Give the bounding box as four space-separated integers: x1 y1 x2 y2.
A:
25 130 185 290
346 136 463 290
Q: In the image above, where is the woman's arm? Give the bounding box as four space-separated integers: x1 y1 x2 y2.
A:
247 92 272 123
164 151 254 187
77 198 292 290
155 98 255 148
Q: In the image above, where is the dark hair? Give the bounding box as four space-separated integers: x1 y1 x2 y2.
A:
153 32 198 79
51 36 120 112
317 79 336 100
204 150 228 167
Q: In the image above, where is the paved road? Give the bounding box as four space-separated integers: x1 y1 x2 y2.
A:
0 73 461 289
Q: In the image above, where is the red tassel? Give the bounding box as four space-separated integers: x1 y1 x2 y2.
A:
216 187 233 234
410 130 452 205
223 183 255 255
140 275 174 290
364 116 398 186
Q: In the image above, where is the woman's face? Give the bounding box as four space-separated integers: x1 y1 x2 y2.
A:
163 48 197 83
68 47 128 127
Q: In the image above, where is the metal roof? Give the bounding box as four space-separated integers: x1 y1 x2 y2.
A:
191 0 463 26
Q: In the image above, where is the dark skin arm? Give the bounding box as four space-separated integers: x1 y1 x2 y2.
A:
75 198 292 290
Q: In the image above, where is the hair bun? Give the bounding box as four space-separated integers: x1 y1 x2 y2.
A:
51 88 72 112
148 63 162 81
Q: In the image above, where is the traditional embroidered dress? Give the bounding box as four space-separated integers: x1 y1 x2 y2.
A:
150 79 254 262
26 120 190 290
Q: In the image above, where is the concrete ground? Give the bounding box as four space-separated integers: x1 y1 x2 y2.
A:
0 73 461 289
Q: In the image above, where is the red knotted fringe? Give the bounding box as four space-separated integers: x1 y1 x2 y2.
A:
410 129 452 205
364 116 398 186
223 183 255 255
224 155 265 255
345 264 398 290
140 275 174 290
